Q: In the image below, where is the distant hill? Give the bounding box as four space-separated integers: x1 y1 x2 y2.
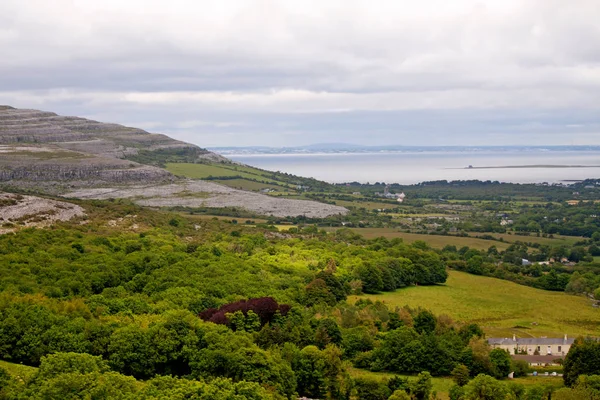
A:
0 105 228 192
211 144 600 155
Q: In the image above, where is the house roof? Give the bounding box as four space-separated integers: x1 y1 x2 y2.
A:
487 337 575 346
512 355 564 363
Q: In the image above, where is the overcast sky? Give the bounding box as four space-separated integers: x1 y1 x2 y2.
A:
1 0 599 147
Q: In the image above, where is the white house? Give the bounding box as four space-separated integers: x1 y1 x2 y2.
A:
488 334 574 357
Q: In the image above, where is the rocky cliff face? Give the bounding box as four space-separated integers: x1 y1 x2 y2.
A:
0 106 221 190
0 105 206 154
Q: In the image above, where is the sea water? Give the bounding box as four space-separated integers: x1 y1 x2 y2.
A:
225 150 600 185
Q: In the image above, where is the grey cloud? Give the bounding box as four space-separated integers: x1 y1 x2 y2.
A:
0 0 599 146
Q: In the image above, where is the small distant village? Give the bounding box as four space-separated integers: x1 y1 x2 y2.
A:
373 185 407 202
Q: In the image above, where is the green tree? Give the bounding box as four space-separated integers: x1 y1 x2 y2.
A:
414 310 436 335
36 352 109 380
449 384 465 400
489 349 511 379
451 364 471 386
354 377 391 400
293 345 326 399
563 337 600 387
315 319 342 349
463 374 507 400
304 279 337 306
356 264 384 293
245 310 261 332
410 371 433 400
388 389 411 400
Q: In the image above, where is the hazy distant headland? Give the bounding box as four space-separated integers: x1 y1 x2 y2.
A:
210 144 600 155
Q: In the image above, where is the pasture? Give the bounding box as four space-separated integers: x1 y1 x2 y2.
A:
0 360 37 383
473 232 583 247
332 199 400 211
347 367 564 400
347 367 453 399
327 228 511 251
349 271 600 338
165 163 296 190
213 179 284 192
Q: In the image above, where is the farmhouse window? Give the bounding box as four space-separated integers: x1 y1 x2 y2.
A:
558 346 562 352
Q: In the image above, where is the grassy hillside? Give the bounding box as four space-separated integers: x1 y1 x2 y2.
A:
165 162 327 193
350 270 599 338
0 360 37 383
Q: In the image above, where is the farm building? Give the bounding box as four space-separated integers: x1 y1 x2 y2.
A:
511 355 563 367
488 334 574 357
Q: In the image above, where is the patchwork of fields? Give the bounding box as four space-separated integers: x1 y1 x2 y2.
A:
166 162 296 191
321 227 584 252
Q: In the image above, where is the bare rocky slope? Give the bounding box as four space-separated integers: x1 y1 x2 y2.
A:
0 106 347 218
0 105 210 190
0 192 85 234
65 180 347 218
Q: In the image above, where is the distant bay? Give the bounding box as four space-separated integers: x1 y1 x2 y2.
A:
224 150 600 184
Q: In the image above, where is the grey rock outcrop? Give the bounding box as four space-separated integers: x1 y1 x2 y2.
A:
0 106 216 188
0 106 207 156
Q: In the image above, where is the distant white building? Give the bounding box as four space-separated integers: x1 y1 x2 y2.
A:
488 335 574 357
377 187 406 202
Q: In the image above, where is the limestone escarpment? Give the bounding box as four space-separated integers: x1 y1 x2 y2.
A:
0 106 205 157
0 106 216 189
0 191 85 234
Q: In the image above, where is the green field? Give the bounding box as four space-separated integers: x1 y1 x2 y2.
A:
165 162 298 190
166 163 265 180
325 228 583 252
471 232 583 247
347 367 454 399
332 199 400 210
348 367 564 400
213 179 285 191
181 213 269 224
350 271 599 338
326 228 512 251
0 360 37 383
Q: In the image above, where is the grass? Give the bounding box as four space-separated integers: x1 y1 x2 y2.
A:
0 360 37 383
180 213 269 224
166 163 260 180
472 232 583 247
333 199 400 210
347 367 453 400
349 270 600 338
326 228 512 251
165 163 298 192
348 365 564 399
213 179 285 191
326 228 583 252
